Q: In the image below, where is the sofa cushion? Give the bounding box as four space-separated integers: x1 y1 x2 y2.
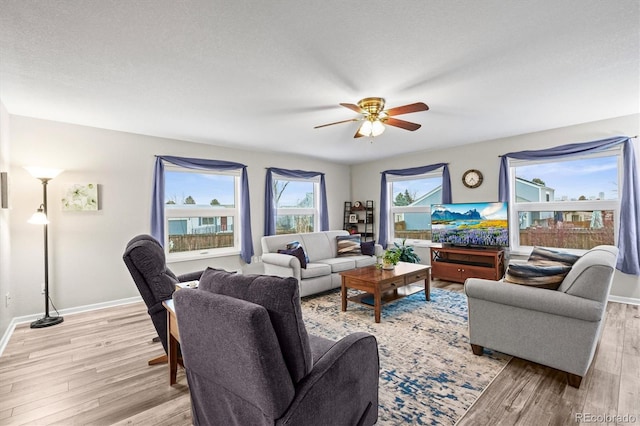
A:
300 262 332 279
198 267 313 384
354 255 377 268
336 235 362 256
504 262 572 290
278 246 307 269
316 257 356 273
361 240 376 256
300 232 334 261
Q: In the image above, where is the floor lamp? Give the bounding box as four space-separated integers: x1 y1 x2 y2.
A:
26 167 64 328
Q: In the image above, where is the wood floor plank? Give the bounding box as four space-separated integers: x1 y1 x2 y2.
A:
1 290 638 425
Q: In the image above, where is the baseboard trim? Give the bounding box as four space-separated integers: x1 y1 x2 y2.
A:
608 295 640 306
0 295 142 357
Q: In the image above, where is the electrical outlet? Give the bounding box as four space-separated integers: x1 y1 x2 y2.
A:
41 284 45 295
4 293 9 307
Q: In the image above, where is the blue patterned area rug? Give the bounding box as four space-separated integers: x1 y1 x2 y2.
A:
301 288 511 425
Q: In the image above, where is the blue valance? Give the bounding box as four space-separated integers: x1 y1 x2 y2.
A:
378 163 451 248
264 167 329 236
498 136 639 275
151 155 254 264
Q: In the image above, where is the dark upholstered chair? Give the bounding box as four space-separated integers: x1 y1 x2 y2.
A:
122 234 203 363
173 268 379 426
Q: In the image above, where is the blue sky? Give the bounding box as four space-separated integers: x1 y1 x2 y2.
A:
432 202 508 219
515 155 618 200
165 171 235 205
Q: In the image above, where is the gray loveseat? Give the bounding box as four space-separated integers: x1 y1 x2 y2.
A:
261 230 383 297
465 245 618 388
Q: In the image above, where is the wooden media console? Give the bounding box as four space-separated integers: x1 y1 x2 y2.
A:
430 245 505 283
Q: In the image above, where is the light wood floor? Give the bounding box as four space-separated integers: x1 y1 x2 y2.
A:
0 281 637 425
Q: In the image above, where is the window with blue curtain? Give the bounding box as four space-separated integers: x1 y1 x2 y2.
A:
379 163 451 248
499 136 639 275
151 155 254 264
264 167 329 236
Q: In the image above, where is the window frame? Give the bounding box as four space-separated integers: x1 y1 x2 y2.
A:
272 173 320 235
506 148 622 255
386 171 443 244
164 166 242 262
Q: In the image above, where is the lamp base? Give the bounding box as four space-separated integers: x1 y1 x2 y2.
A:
30 315 64 329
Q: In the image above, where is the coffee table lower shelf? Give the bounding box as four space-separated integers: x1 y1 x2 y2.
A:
347 283 425 307
340 262 431 323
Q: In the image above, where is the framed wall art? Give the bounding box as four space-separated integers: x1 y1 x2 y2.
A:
61 183 99 211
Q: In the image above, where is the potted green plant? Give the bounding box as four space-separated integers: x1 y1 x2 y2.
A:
382 249 401 270
386 239 421 264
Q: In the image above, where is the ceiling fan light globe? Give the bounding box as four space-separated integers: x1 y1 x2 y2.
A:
358 120 373 137
371 120 385 136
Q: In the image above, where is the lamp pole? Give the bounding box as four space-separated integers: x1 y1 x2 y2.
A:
30 177 63 328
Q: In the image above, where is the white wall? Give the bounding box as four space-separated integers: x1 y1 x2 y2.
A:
0 102 11 335
351 114 640 301
8 115 351 318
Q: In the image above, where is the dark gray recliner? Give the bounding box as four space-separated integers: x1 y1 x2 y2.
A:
173 268 379 426
122 234 203 359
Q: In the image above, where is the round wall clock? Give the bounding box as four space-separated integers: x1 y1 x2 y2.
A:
462 169 483 188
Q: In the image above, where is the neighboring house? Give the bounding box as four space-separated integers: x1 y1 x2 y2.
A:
400 186 442 230
515 177 555 229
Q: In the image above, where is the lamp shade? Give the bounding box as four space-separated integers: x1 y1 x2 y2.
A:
28 210 49 225
24 167 63 180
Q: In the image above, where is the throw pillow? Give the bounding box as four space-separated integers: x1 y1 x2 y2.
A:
528 246 580 266
197 267 313 384
336 234 362 256
361 240 376 256
504 262 573 290
278 246 307 268
286 240 309 263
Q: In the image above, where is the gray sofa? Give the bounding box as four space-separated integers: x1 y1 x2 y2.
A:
261 230 383 297
465 245 618 388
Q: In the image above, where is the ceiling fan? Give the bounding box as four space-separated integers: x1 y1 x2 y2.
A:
314 97 429 138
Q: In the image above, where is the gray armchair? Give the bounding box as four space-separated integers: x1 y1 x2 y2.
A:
173 268 379 425
122 234 203 361
465 245 618 388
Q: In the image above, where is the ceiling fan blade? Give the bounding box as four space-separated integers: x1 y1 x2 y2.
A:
314 118 360 129
384 102 429 116
340 103 365 114
383 117 422 131
354 127 366 138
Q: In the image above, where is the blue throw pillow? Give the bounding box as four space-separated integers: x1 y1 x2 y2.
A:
278 246 307 269
286 240 309 263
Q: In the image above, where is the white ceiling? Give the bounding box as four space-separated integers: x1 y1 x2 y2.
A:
1 1 638 165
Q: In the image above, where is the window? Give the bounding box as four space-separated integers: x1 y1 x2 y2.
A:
272 175 319 235
508 150 621 253
164 167 240 259
387 173 442 243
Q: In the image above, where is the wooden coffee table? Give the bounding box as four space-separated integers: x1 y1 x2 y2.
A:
340 262 431 323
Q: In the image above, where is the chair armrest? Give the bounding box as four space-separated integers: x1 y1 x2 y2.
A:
465 278 604 322
261 253 301 281
177 270 204 282
281 332 379 426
